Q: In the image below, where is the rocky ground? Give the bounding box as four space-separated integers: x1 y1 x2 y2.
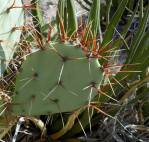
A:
23 0 87 22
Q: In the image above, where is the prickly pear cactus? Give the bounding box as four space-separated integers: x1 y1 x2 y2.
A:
0 0 24 76
11 43 103 115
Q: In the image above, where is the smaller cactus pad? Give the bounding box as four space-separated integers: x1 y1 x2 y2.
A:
12 43 103 115
0 0 24 76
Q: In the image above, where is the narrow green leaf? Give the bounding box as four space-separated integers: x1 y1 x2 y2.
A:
101 0 128 47
57 0 77 37
105 0 112 27
111 0 140 51
36 1 45 27
66 0 78 36
131 31 149 77
128 4 149 63
57 0 66 31
113 31 149 98
31 0 45 48
139 0 144 20
127 0 135 11
121 0 140 37
87 0 100 38
57 0 65 19
81 0 100 47
31 0 42 32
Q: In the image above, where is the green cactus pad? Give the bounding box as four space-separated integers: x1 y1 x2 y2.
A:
0 0 24 76
12 43 103 115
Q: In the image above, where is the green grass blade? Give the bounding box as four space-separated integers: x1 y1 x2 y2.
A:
31 0 45 48
121 0 140 37
112 0 140 51
36 0 45 27
87 0 100 38
101 0 128 47
66 0 78 37
57 0 66 31
57 0 77 38
105 0 112 27
128 4 149 63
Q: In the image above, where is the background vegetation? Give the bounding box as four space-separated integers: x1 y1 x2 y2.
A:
0 0 149 141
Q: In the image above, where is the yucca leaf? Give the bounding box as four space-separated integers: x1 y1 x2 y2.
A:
121 0 140 37
112 0 140 51
87 0 100 38
128 4 149 63
66 0 78 37
105 0 112 26
130 31 149 78
31 0 45 29
119 74 149 103
57 0 65 20
113 31 149 100
107 3 148 83
81 0 100 48
35 1 45 28
57 0 66 32
139 0 144 20
106 3 149 99
101 0 128 47
127 0 135 11
57 0 77 38
31 0 45 48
